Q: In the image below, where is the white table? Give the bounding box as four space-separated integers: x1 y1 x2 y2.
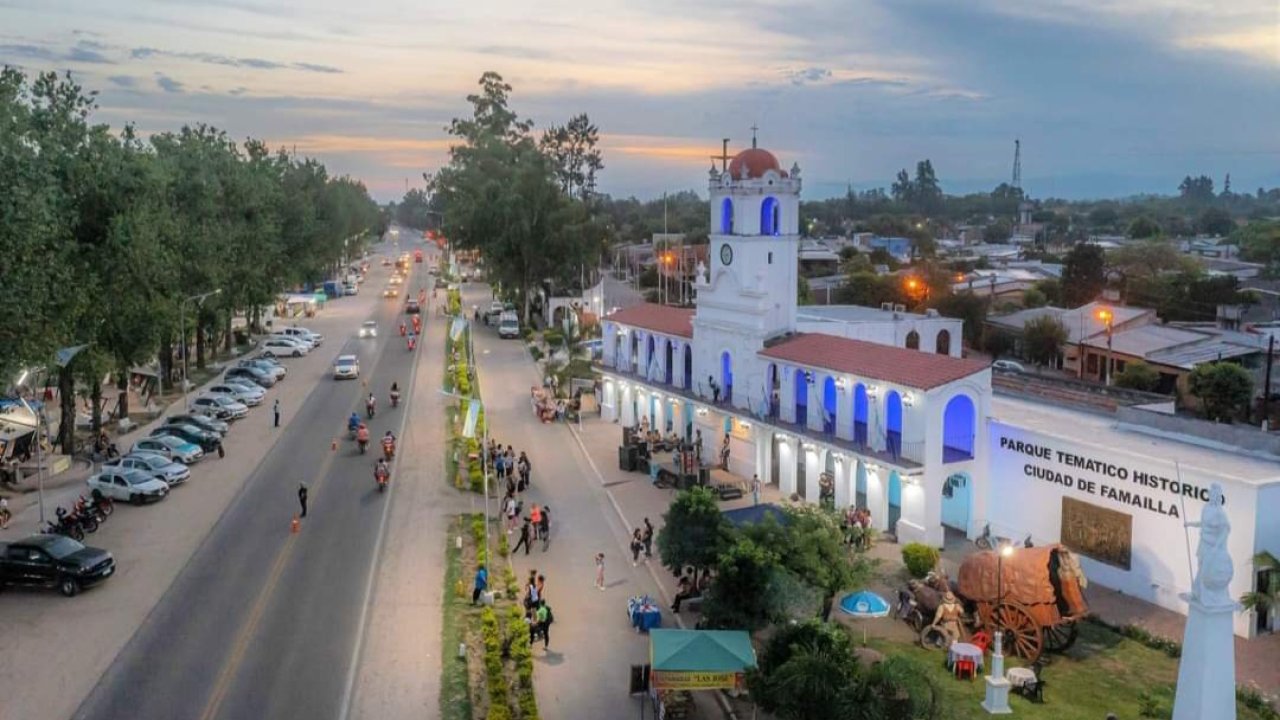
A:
947 642 984 672
1006 667 1037 687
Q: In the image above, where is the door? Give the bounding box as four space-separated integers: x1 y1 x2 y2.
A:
770 434 781 486
6 545 42 586
1258 568 1273 633
111 474 130 501
796 446 807 500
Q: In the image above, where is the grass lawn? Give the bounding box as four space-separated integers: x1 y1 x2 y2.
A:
864 620 1271 720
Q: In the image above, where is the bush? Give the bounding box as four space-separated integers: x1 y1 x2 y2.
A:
503 565 519 600
528 345 544 361
498 532 509 558
542 329 564 347
901 543 940 578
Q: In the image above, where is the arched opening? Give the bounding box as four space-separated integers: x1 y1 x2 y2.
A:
935 329 951 356
821 376 837 434
760 196 780 236
942 394 976 462
613 330 625 370
853 383 868 446
885 390 902 458
905 330 920 351
793 368 808 426
888 471 902 533
682 344 693 389
942 472 972 537
821 452 836 509
768 363 780 419
645 335 655 378
855 460 867 509
796 442 808 501
629 332 639 371
663 339 674 385
720 197 734 234
720 351 734 404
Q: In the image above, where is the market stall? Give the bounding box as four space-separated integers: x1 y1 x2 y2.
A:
647 629 756 719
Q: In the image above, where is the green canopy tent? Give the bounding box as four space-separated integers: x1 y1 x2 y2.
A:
649 629 756 692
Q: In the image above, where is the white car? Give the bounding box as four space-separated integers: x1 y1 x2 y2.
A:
131 435 204 464
105 454 191 486
498 311 520 339
191 395 248 420
278 326 324 346
333 355 360 380
205 383 264 406
223 379 268 401
88 468 169 504
992 359 1027 373
359 321 378 338
262 337 309 357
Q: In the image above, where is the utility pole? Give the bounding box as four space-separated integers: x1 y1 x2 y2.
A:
1264 334 1275 426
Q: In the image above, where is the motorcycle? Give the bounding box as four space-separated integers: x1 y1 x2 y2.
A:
375 464 390 492
407 336 416 351
366 399 376 419
43 516 84 542
399 323 407 337
88 490 115 518
74 496 106 525
71 508 99 534
382 438 396 462
390 390 401 408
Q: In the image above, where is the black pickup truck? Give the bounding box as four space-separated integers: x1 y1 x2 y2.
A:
0 534 115 597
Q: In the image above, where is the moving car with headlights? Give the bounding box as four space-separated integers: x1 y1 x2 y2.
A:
87 468 170 505
405 299 420 315
333 355 360 380
190 395 247 420
131 435 204 464
205 382 264 406
0 535 115 597
262 336 309 358
383 285 400 298
359 321 378 338
104 453 191 486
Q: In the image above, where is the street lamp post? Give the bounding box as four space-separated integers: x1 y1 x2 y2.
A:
442 319 491 560
180 289 222 411
1097 308 1114 385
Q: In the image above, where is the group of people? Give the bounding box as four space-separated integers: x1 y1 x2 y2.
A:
628 518 655 566
670 567 712 613
489 441 532 492
842 505 874 549
523 569 553 649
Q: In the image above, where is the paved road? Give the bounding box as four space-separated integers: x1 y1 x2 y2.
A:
73 244 432 720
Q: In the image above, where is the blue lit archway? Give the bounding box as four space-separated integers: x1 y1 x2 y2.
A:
720 197 734 234
943 394 976 462
760 196 780 235
885 390 902 458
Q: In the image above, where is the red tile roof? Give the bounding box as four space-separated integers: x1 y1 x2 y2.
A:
759 333 989 390
605 303 694 338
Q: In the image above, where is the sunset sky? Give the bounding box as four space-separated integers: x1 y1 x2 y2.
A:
2 0 1277 201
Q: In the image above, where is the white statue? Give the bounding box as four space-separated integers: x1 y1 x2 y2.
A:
1185 482 1234 608
695 260 708 284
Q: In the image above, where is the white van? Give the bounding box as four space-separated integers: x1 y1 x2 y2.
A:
277 326 324 346
497 312 520 339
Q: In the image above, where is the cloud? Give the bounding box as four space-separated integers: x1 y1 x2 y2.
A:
784 67 832 86
154 73 184 94
291 62 343 74
130 47 342 73
475 45 555 60
0 44 60 62
107 75 137 88
66 47 111 63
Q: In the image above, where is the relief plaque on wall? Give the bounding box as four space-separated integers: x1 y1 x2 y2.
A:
1061 496 1132 570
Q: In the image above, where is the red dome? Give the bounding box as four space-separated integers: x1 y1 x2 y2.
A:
727 147 785 179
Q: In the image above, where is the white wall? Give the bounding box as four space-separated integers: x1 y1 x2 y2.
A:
795 316 964 357
988 420 1261 637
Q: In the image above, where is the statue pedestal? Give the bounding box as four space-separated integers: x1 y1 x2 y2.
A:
1172 593 1239 720
981 647 1012 715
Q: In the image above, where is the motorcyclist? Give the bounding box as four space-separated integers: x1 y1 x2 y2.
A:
399 322 406 336
356 423 370 453
374 459 390 483
382 431 396 460
390 382 401 407
366 393 376 418
348 412 360 434
407 332 416 351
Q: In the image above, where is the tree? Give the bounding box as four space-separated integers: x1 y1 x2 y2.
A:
1023 315 1067 366
1196 207 1235 237
1179 175 1215 203
890 169 913 206
983 219 1013 242
539 113 603 203
932 292 988 350
1033 278 1062 306
1241 552 1280 626
1114 361 1160 392
1234 220 1280 272
1061 243 1105 306
1126 216 1161 239
983 329 1015 359
1021 287 1047 308
701 536 792 631
1108 241 1199 281
797 276 814 305
1087 206 1120 230
1188 362 1253 422
742 506 870 621
656 487 730 579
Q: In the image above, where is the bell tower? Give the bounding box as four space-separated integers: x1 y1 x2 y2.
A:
691 138 802 409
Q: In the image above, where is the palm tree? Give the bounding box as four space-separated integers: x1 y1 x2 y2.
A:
1241 551 1280 631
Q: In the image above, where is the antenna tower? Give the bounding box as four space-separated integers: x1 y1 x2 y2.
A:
1012 139 1022 191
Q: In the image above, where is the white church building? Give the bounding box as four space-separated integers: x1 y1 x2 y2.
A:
597 144 1280 639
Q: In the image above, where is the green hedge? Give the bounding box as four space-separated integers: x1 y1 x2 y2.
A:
901 543 940 579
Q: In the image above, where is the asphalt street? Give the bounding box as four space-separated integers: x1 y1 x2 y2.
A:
73 242 432 720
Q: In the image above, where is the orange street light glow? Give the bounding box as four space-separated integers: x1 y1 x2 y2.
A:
1097 308 1113 323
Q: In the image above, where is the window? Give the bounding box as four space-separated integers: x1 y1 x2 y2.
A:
935 329 951 356
768 252 773 264
720 198 734 234
760 197 780 235
1086 354 1099 374
906 330 920 350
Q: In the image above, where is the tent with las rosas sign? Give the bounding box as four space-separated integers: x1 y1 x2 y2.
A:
649 629 756 692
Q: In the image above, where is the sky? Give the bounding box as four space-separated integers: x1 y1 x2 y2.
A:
1 0 1277 203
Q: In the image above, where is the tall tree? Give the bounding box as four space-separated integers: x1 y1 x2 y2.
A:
1188 362 1253 422
539 113 603 203
656 487 731 580
1023 316 1067 367
1061 243 1106 306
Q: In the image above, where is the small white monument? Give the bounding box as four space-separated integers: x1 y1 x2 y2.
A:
1172 482 1239 720
980 631 1013 714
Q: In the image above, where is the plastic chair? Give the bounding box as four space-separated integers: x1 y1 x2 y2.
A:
969 631 992 653
954 658 976 680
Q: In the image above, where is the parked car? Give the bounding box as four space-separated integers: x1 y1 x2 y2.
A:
87 468 170 505
225 365 276 388
152 424 222 453
104 453 191 486
205 383 264 406
498 311 520 339
191 395 247 420
237 358 286 380
484 301 505 325
359 321 378 338
131 435 204 464
167 413 229 436
343 281 358 296
405 299 421 315
0 534 115 597
262 337 309 358
271 332 315 350
992 360 1027 373
277 326 324 346
333 355 360 380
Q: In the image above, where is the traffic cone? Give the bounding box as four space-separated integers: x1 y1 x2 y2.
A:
331 437 337 451
291 516 300 534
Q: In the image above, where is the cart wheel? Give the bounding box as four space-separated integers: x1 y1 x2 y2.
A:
919 624 950 650
991 603 1043 662
1043 621 1079 653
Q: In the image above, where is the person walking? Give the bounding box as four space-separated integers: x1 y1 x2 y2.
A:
529 503 542 540
216 439 225 459
720 433 731 471
539 505 550 550
517 452 531 488
524 570 540 610
641 518 654 559
630 528 644 566
534 600 551 650
273 399 281 428
472 564 488 605
297 482 308 518
536 573 546 600
594 552 606 590
504 446 515 481
752 474 761 506
504 493 518 533
513 518 533 555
